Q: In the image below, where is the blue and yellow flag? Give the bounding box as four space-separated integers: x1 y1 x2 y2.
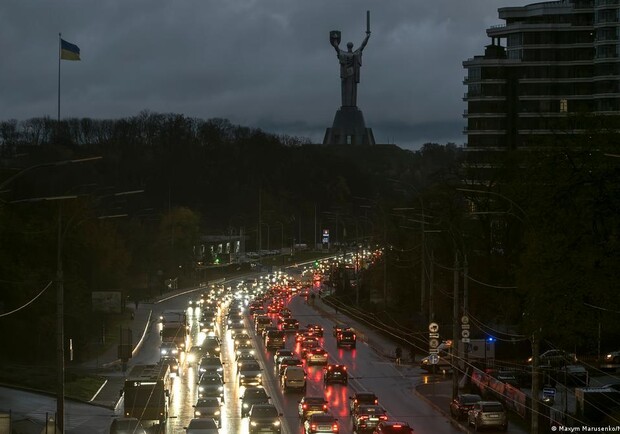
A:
60 39 80 61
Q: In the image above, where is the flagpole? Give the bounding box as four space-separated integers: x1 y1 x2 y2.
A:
58 33 61 124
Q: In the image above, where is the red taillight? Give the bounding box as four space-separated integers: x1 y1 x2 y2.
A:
374 399 378 404
323 404 327 410
343 366 347 370
332 424 338 431
360 415 369 420
393 425 402 428
311 424 317 430
379 415 388 420
303 404 307 409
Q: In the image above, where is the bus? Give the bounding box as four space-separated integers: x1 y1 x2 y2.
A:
123 364 173 427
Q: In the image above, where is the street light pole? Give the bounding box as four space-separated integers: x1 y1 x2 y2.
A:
56 202 65 433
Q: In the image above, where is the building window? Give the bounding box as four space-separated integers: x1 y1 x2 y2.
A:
560 99 568 113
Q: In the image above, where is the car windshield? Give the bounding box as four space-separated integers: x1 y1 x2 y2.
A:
241 363 260 371
245 389 267 398
252 406 279 417
197 398 219 406
482 403 504 412
462 395 480 404
200 376 221 383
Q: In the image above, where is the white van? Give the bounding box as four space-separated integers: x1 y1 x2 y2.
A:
281 366 306 391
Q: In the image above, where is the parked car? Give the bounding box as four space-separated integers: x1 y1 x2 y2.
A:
449 394 481 420
467 401 508 431
528 349 577 367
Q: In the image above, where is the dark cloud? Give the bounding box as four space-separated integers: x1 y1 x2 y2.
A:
1 0 530 149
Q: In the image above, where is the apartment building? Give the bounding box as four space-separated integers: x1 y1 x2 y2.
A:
463 0 620 153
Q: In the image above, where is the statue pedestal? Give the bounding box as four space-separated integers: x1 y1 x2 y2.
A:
323 106 375 145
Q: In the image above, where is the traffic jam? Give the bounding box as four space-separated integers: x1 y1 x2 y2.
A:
144 266 415 434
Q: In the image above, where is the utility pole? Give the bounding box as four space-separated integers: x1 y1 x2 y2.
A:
429 249 434 322
452 252 460 399
420 218 426 317
56 204 65 433
531 331 540 434
463 255 469 367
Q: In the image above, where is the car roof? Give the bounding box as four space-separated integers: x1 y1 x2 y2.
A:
303 396 327 403
188 418 218 428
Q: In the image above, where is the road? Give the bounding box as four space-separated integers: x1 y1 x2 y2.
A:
0 271 525 433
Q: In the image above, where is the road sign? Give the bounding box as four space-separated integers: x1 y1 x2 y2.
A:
429 322 439 333
429 338 440 349
461 324 470 330
461 316 469 325
461 329 470 338
462 337 470 343
429 354 439 365
429 332 440 339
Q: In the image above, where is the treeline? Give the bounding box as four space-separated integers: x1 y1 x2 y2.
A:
0 112 461 363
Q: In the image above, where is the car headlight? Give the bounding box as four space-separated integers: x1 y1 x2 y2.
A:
605 354 613 360
257 373 262 377
215 347 221 352
273 420 281 426
187 355 196 363
199 386 204 392
195 411 201 416
161 349 167 355
243 403 249 408
218 386 223 391
214 410 220 416
251 421 257 426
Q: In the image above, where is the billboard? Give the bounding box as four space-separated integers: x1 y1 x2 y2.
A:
92 291 122 313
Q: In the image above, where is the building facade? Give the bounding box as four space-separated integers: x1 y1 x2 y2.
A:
463 0 620 152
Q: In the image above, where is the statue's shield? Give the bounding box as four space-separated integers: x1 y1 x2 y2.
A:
330 30 341 46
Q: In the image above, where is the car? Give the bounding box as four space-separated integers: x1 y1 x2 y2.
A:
333 324 351 337
306 323 324 337
278 357 303 376
278 308 292 319
238 361 263 386
199 356 225 381
235 341 255 356
265 330 286 350
281 318 300 332
262 325 280 339
306 347 329 365
160 342 180 357
352 404 388 432
233 333 253 351
255 316 273 333
467 401 508 431
193 397 222 426
372 421 414 434
349 392 379 415
298 396 328 420
449 393 481 420
201 336 222 357
604 350 620 364
336 330 356 349
161 356 181 376
281 365 307 391
228 322 246 337
295 328 311 342
300 337 320 357
247 403 282 434
240 386 270 417
528 349 577 367
274 349 294 365
184 418 219 434
303 412 339 434
109 417 146 434
197 373 225 401
323 364 348 385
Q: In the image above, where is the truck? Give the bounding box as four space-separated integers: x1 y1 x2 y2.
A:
160 321 190 351
123 364 173 426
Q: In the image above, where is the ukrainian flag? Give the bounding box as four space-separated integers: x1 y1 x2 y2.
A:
60 39 80 61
